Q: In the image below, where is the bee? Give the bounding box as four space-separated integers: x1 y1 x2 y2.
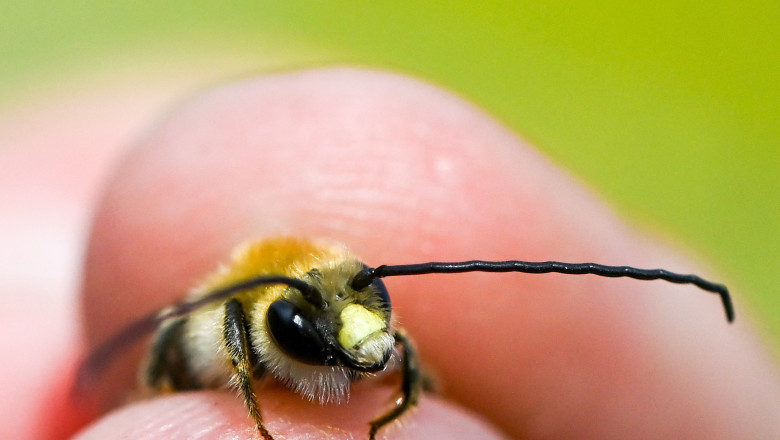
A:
77 236 734 439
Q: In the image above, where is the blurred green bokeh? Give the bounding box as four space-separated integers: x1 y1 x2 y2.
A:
2 1 777 350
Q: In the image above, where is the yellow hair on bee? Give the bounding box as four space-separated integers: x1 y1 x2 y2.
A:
197 237 354 297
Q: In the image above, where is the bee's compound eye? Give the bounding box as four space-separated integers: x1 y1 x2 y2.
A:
267 300 329 365
372 278 391 311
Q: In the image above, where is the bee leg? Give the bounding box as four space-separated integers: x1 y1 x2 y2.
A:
146 318 200 390
224 299 273 440
369 330 422 440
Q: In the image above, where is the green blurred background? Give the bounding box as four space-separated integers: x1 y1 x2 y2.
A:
2 1 777 351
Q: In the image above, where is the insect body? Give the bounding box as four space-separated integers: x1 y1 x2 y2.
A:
78 236 734 440
145 238 413 440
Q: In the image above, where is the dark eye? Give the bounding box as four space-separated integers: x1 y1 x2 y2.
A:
371 278 391 311
267 300 329 365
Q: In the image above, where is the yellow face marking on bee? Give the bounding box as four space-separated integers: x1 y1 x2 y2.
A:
338 304 387 350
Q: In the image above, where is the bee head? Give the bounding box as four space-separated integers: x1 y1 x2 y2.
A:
266 261 394 372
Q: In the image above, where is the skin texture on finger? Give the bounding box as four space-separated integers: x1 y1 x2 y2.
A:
79 68 780 438
74 387 506 440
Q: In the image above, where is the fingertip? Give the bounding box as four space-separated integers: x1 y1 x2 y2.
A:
77 67 779 439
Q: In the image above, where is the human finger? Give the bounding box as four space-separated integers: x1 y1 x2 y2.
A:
79 67 780 439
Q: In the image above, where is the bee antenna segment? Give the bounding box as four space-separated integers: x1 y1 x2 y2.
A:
350 267 377 291
361 261 734 323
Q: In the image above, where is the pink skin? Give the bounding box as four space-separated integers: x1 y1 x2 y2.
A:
4 68 777 439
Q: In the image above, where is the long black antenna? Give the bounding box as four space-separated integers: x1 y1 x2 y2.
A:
351 260 734 323
74 275 321 395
